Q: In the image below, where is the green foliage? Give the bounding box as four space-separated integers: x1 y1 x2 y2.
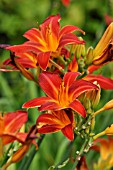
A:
0 0 113 170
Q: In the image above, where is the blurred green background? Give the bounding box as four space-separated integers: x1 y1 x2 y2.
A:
0 0 113 169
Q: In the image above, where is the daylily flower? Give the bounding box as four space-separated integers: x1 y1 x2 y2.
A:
23 72 98 117
0 110 28 145
61 0 70 6
93 137 113 169
5 14 85 71
92 22 113 66
37 109 75 140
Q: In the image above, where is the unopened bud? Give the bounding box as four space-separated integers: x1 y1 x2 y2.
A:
103 100 113 110
11 144 30 163
86 81 101 108
105 124 113 135
72 37 86 59
86 46 94 65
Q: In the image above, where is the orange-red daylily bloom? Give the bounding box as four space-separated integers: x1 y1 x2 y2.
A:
92 137 113 169
37 109 75 140
23 72 98 117
0 110 28 145
6 14 85 70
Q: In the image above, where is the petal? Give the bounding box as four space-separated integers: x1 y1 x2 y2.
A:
1 132 27 145
4 110 28 133
2 133 19 145
38 125 61 134
39 72 62 99
84 75 113 90
69 79 98 99
6 44 41 54
22 97 52 108
39 102 61 111
62 124 74 140
69 99 86 117
59 25 85 38
68 57 78 72
40 14 60 41
59 33 85 48
24 28 43 43
88 65 101 73
63 72 80 87
37 52 50 70
99 140 109 160
37 113 59 125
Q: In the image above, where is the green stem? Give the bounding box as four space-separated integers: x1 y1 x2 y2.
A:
72 138 88 169
50 59 65 74
0 143 13 167
93 131 106 140
94 107 104 116
19 134 45 170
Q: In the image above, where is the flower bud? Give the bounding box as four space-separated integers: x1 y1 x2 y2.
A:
85 81 101 108
86 46 94 65
105 124 113 135
93 22 113 65
103 100 113 110
71 37 86 59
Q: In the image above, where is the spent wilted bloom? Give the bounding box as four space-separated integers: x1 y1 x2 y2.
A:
37 109 75 140
23 72 98 117
5 14 85 70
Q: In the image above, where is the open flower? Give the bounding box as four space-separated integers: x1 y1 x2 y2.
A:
0 110 28 145
93 137 113 169
23 72 98 117
37 109 75 140
6 14 84 70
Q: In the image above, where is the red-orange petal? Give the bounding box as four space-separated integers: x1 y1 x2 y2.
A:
69 79 98 99
22 97 52 108
4 110 28 133
37 114 59 124
37 52 50 70
69 99 86 117
38 102 61 111
39 72 62 99
38 125 61 134
63 72 80 87
84 75 113 90
59 33 85 48
40 14 60 41
60 25 85 38
62 124 74 140
24 28 42 42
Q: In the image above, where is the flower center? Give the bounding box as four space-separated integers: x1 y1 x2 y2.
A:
58 82 70 108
